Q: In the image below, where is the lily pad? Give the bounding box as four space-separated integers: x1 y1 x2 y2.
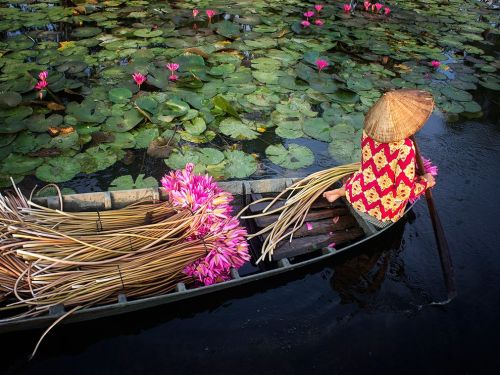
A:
0 92 22 108
36 156 81 183
223 150 257 178
302 118 331 142
265 144 314 170
108 174 159 191
0 153 44 175
219 118 259 140
108 88 133 104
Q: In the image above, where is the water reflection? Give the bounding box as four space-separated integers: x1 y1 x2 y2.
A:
329 215 411 306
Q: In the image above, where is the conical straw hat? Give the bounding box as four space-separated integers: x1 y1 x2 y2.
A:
364 89 434 143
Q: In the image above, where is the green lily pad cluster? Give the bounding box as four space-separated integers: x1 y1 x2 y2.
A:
0 0 498 188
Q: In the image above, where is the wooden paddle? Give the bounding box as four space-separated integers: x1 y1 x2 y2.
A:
411 136 457 300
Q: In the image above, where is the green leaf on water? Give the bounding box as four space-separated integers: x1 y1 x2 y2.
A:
265 144 314 170
108 174 158 191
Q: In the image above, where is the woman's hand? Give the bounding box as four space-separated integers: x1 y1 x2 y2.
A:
423 173 436 188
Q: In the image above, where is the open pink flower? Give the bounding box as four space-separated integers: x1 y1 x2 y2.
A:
315 59 329 72
34 80 48 90
304 11 315 19
314 19 324 26
384 6 391 15
315 5 323 12
206 9 216 22
166 63 180 73
431 60 441 68
38 71 48 81
169 74 178 81
374 3 383 12
343 4 352 13
132 72 147 88
301 20 311 27
364 1 371 11
193 8 199 18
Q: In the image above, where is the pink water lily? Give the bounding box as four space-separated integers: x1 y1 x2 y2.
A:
384 6 391 15
301 20 311 27
206 9 216 22
169 74 178 81
314 19 324 26
374 3 383 12
304 11 315 19
34 80 48 90
343 4 352 13
132 72 147 88
315 59 329 72
192 8 199 18
166 62 180 73
364 1 371 11
431 60 441 68
38 70 48 81
315 5 323 12
306 222 313 231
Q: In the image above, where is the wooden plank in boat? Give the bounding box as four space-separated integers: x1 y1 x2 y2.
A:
254 207 349 227
272 227 365 260
249 196 342 214
291 216 357 238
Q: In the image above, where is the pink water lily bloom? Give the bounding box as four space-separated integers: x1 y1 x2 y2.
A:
431 60 441 68
343 4 352 13
375 3 383 12
304 11 315 19
314 19 324 26
384 6 391 15
315 59 329 72
301 20 311 27
169 74 178 81
38 71 48 81
364 1 371 11
166 63 180 73
192 8 199 18
132 72 147 87
315 5 323 12
206 9 216 22
34 80 48 90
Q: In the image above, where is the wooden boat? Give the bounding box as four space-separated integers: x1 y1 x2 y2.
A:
0 177 409 333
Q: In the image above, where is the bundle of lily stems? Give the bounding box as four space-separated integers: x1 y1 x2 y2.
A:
0 164 250 325
239 162 360 262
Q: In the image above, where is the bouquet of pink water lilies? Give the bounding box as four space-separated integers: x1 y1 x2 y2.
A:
161 163 250 285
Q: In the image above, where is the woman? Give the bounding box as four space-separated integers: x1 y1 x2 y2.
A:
323 89 436 227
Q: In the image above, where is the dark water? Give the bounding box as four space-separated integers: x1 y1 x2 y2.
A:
2 96 500 373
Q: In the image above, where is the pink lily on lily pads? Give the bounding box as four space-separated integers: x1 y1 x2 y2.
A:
315 5 323 12
343 4 352 13
431 60 441 68
315 59 329 72
193 8 199 18
38 71 48 81
314 19 324 26
364 1 371 11
132 72 147 88
169 74 179 81
166 62 180 73
34 80 48 90
301 20 311 27
206 9 216 23
304 11 315 19
374 3 383 12
384 6 391 15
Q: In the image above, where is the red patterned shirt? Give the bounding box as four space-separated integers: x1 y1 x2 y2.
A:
345 132 427 223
